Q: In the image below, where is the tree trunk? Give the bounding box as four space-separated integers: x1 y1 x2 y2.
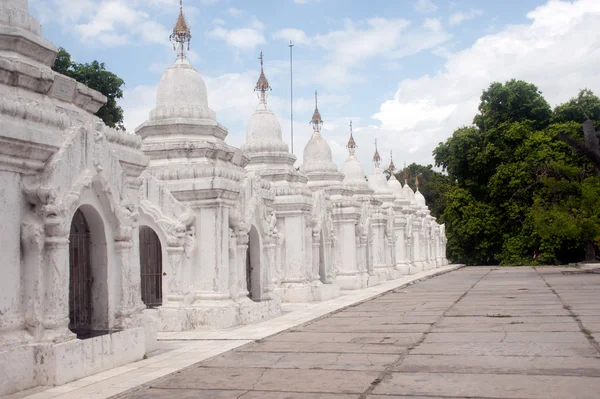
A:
584 240 597 263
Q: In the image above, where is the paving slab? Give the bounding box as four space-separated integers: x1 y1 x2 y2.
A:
424 331 590 344
204 351 398 371
372 372 600 399
266 331 422 344
411 341 598 357
395 354 600 376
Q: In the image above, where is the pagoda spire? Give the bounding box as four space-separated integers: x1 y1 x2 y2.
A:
403 162 408 185
415 175 420 190
347 120 357 155
310 90 323 134
170 0 192 60
373 138 381 168
254 51 271 104
389 150 396 172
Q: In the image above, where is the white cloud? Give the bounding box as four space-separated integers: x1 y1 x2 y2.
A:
306 17 450 87
208 18 266 51
368 0 600 169
272 28 310 45
423 18 443 32
32 0 186 47
414 0 438 14
448 9 484 26
226 7 243 17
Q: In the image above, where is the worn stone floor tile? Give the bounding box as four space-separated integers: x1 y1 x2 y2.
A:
423 331 590 344
372 372 600 399
269 352 398 371
266 332 422 345
411 341 597 357
395 354 600 376
240 392 360 399
202 351 286 368
238 340 411 354
299 322 433 333
122 388 248 398
150 368 267 390
253 369 379 394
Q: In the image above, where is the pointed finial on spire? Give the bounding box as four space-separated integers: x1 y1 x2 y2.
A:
389 150 396 172
255 51 271 104
170 0 192 60
347 120 357 155
373 138 381 167
403 162 408 184
310 90 323 133
415 175 420 188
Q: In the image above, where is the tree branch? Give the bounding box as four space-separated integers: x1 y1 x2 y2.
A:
557 132 600 177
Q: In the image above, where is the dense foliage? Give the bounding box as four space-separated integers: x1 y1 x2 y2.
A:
431 80 600 265
52 47 125 129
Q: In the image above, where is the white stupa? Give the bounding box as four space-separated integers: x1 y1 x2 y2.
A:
241 53 302 185
341 121 373 197
300 91 345 194
387 151 404 199
367 140 395 207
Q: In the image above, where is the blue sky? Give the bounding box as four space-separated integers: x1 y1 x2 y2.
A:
29 0 600 173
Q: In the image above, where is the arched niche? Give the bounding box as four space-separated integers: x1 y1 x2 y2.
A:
68 204 109 338
139 226 163 308
318 230 326 283
246 225 262 301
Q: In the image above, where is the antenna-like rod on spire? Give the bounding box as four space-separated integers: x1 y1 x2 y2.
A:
403 162 408 184
310 90 323 134
289 40 294 154
389 150 396 172
170 0 192 60
347 120 357 155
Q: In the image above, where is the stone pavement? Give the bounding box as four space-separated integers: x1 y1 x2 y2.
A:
7 265 460 399
117 267 600 399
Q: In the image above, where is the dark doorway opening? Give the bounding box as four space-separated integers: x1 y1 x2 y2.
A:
139 226 163 308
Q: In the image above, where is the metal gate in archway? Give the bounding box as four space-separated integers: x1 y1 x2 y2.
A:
69 209 93 336
139 226 163 307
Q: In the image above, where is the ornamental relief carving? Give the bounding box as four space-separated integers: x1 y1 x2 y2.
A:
0 92 71 129
21 123 136 240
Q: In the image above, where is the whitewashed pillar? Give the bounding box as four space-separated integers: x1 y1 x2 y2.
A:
41 236 73 341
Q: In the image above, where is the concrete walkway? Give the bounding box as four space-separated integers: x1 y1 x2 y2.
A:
117 266 600 399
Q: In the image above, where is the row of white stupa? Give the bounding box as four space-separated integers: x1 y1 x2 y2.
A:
247 55 434 226
241 48 447 279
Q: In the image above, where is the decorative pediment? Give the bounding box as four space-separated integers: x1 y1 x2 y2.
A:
22 122 138 240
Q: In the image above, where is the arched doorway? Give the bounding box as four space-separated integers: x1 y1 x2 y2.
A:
319 231 326 283
139 226 163 308
69 209 92 337
246 225 261 301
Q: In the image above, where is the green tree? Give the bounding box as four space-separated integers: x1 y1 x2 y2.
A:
52 47 125 130
434 81 600 265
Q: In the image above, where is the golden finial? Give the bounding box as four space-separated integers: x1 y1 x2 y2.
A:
389 150 396 172
415 175 420 187
310 90 323 132
347 120 357 155
170 0 192 60
373 138 381 167
255 51 271 103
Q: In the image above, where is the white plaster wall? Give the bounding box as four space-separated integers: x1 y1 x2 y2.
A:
0 171 24 335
